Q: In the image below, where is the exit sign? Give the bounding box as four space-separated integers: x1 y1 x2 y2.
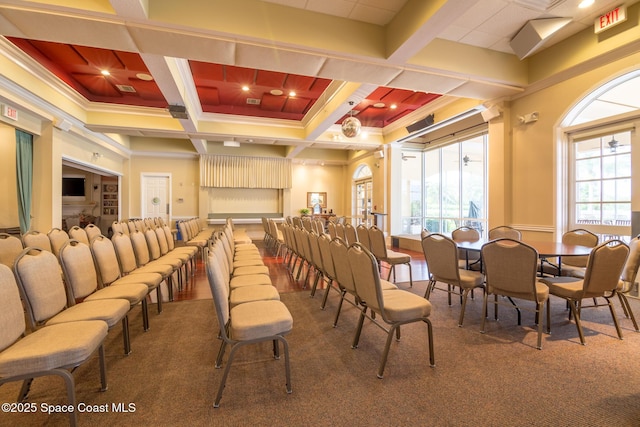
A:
595 5 627 34
1 104 18 120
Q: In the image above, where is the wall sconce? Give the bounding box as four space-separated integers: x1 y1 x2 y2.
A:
518 112 539 124
92 152 102 161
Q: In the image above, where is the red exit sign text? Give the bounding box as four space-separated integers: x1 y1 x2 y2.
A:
595 5 627 34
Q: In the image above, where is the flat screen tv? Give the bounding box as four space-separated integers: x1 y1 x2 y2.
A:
62 177 86 197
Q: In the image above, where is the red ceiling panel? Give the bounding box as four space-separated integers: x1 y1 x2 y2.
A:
283 97 311 114
116 51 150 72
29 40 87 67
190 61 224 85
225 66 255 84
132 79 165 101
380 88 416 104
283 75 315 92
72 73 121 97
260 93 287 111
74 46 124 71
197 86 220 106
255 70 287 88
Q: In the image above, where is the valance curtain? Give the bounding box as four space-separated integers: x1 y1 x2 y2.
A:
200 155 292 189
15 129 33 233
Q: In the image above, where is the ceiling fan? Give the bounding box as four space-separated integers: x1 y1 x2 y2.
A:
462 155 481 166
607 136 629 153
401 154 417 161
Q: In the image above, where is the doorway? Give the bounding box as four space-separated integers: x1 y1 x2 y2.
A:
141 173 171 225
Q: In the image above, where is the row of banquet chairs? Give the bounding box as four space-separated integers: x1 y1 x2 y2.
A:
205 222 292 407
0 218 205 426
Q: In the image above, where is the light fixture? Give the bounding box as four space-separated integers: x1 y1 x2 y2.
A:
289 91 296 97
242 85 250 92
100 70 110 76
608 137 619 152
223 141 240 148
341 101 361 138
92 152 102 161
579 0 594 8
390 104 397 109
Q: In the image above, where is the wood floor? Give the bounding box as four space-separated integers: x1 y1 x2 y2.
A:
173 240 428 301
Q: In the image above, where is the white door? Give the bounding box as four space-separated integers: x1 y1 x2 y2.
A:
141 174 171 224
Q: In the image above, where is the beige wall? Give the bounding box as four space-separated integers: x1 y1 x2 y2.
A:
0 123 18 228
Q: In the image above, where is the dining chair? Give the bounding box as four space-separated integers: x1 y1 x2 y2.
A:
451 226 482 270
488 225 522 241
421 233 485 326
327 221 337 240
0 263 108 427
540 240 629 345
481 238 550 350
343 223 356 245
355 224 370 250
206 250 292 408
84 223 102 242
13 247 132 355
540 228 598 277
59 239 150 333
68 225 90 245
348 243 435 378
368 225 413 287
616 236 640 331
0 232 23 267
22 230 52 252
47 227 69 256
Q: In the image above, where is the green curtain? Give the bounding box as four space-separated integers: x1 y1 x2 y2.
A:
15 129 33 234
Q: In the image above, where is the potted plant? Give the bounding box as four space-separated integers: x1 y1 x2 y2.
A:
299 208 310 216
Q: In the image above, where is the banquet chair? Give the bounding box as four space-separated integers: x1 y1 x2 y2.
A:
481 239 550 349
327 221 337 240
0 233 23 267
307 231 327 297
348 243 434 378
451 226 481 270
91 234 163 314
355 224 370 250
421 233 485 326
22 230 52 252
616 236 640 331
318 234 339 310
13 247 132 355
144 228 186 288
47 228 70 256
368 225 413 287
343 223 356 245
540 240 629 345
0 264 108 427
59 240 150 332
68 225 90 245
206 251 292 407
84 224 102 242
541 229 598 277
488 226 522 241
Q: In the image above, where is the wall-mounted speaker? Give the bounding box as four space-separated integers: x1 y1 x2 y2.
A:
481 106 501 122
54 118 72 132
406 114 434 134
168 105 188 119
373 150 384 159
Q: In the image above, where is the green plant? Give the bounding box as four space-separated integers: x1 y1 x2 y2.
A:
299 208 310 215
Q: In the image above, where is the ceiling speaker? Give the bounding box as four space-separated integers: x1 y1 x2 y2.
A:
406 114 435 134
373 150 384 159
168 105 188 119
510 18 572 60
481 106 501 122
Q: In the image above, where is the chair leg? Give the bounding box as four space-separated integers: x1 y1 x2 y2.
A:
214 343 240 407
320 278 332 310
536 302 544 350
458 289 471 327
352 307 367 349
568 300 586 345
142 299 149 331
333 291 347 327
122 316 131 355
156 286 163 313
480 292 489 333
606 297 624 340
98 344 108 391
377 326 398 379
17 378 33 402
58 369 78 427
424 318 436 368
619 293 639 331
215 340 227 368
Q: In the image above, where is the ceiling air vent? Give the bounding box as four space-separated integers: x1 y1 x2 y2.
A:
116 84 136 93
246 98 261 105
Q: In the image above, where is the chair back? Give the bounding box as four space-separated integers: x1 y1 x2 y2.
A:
292 216 303 229
85 224 102 242
130 230 152 266
301 217 312 232
327 221 337 239
367 225 388 260
335 223 346 242
562 229 598 267
112 232 140 273
582 240 629 298
91 234 123 286
22 230 52 252
0 263 26 352
307 232 324 272
421 233 461 283
0 233 23 268
318 234 335 280
347 243 383 314
420 229 430 239
68 225 90 245
59 240 100 301
341 223 355 245
481 239 539 300
13 247 68 327
488 226 522 241
111 221 123 235
143 229 162 260
205 250 230 334
162 225 177 250
452 226 480 242
47 228 69 256
621 237 640 289
356 224 370 250
329 238 357 295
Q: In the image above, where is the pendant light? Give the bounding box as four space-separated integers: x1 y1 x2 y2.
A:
341 101 361 138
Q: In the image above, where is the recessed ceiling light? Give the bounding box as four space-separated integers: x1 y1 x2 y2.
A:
100 70 110 76
270 89 283 96
373 102 385 108
136 73 153 81
579 0 594 8
242 85 250 92
390 104 397 109
289 91 296 97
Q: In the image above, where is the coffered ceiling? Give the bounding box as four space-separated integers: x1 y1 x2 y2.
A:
0 0 636 158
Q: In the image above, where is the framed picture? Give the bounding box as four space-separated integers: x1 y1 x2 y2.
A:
307 192 327 208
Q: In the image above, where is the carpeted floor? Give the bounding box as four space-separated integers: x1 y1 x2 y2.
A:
2 280 640 426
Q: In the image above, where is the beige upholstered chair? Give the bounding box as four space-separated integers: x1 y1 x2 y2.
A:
488 226 522 241
306 231 326 297
327 221 337 240
206 250 292 407
355 224 370 250
68 225 89 245
368 225 413 287
22 230 52 252
348 243 434 378
318 234 338 310
481 239 550 349
0 233 23 267
616 236 640 331
84 223 102 242
91 234 163 313
540 240 629 345
343 223 357 245
451 226 481 270
421 233 485 326
541 229 598 276
59 240 149 333
13 247 132 355
144 228 185 289
0 264 108 427
47 227 69 256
